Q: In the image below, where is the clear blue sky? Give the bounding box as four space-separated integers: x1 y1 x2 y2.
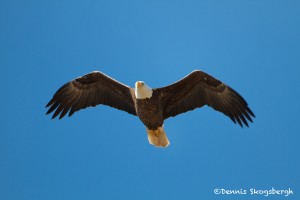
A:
1 0 299 199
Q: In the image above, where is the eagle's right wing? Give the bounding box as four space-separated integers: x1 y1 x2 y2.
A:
46 71 137 119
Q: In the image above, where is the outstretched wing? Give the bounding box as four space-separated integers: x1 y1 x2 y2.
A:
154 70 255 127
46 71 136 119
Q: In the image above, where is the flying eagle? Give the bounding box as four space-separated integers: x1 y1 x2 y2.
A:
46 70 255 147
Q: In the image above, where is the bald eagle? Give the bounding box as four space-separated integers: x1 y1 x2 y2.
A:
46 70 255 147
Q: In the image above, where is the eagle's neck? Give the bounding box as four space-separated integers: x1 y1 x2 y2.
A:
135 81 153 99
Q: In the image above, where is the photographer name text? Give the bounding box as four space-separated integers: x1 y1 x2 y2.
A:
214 187 293 197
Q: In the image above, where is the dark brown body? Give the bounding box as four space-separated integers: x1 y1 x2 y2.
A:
135 93 164 130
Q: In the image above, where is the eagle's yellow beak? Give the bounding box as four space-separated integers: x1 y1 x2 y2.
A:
136 81 144 88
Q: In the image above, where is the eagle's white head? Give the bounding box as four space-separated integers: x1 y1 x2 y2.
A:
135 81 153 99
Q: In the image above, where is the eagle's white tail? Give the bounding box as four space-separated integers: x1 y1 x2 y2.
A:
146 127 170 148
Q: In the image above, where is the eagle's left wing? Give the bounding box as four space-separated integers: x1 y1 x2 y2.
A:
154 70 255 127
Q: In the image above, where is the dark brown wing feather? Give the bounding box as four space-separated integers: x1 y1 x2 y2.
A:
46 71 136 119
154 70 255 127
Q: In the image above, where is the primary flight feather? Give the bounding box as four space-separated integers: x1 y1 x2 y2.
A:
46 70 255 147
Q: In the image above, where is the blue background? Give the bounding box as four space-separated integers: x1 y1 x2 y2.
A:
1 0 299 199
